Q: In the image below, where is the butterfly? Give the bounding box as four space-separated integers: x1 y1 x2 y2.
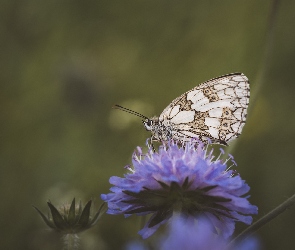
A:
114 73 250 145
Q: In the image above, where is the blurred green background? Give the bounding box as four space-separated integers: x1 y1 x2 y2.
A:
1 0 295 249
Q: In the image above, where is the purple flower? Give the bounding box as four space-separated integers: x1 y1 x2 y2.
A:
101 140 258 239
125 241 149 250
160 215 260 250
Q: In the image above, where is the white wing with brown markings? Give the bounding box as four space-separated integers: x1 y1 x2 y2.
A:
155 73 250 144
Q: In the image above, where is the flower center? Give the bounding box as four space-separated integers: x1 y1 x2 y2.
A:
123 177 232 221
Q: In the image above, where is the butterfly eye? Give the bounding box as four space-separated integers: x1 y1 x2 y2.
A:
146 120 153 126
143 119 153 131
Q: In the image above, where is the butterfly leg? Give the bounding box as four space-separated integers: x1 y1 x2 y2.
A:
151 138 156 152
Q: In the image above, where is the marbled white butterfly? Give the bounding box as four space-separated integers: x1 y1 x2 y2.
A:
114 73 250 145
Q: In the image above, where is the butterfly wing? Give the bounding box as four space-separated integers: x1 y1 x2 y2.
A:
159 73 250 144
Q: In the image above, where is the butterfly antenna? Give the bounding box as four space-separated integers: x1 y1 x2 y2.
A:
113 104 149 120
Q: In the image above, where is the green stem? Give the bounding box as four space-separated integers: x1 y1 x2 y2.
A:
226 0 281 156
229 193 295 247
62 234 80 250
249 0 281 110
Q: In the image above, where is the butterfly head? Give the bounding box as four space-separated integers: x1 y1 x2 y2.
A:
142 117 159 132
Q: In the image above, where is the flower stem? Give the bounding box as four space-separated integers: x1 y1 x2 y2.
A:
249 0 281 110
62 234 80 250
226 0 281 156
229 193 295 246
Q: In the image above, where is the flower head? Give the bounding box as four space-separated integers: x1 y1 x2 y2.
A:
101 140 258 239
33 198 105 234
159 215 260 250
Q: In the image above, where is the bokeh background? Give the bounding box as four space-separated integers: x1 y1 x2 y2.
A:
1 0 295 249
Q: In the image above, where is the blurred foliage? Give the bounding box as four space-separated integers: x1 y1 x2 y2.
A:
1 0 295 249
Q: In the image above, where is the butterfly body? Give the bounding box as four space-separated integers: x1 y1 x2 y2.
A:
143 117 177 142
116 73 250 145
